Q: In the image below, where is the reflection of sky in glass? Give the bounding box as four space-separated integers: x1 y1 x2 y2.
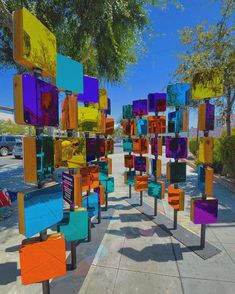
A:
167 83 191 106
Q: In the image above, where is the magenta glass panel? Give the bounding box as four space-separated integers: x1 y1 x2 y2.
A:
166 137 188 159
148 93 166 113
193 198 218 224
77 75 99 103
132 99 148 117
151 138 158 156
134 156 147 172
206 103 215 130
22 73 59 127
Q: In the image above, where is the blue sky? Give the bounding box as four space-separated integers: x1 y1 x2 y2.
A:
0 0 222 127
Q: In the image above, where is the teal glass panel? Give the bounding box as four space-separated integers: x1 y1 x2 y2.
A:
92 160 108 180
126 171 136 186
123 105 133 120
36 136 54 182
175 109 184 133
170 162 186 183
137 118 148 136
82 193 99 219
57 210 88 242
101 177 114 193
148 180 162 199
123 138 133 152
56 53 84 93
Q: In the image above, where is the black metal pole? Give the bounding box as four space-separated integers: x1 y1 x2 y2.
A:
173 209 178 230
154 197 157 216
88 218 92 242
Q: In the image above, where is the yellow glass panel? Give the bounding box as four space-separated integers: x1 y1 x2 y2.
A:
54 138 86 168
199 137 214 164
13 8 56 77
198 104 206 130
205 167 214 195
99 89 108 110
77 106 100 133
192 69 223 100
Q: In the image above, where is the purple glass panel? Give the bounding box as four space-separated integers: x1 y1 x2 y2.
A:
104 98 111 115
132 99 148 117
148 93 166 113
151 138 158 156
193 198 218 224
206 103 215 130
22 73 59 127
86 138 96 162
134 156 147 172
77 75 99 103
166 137 188 159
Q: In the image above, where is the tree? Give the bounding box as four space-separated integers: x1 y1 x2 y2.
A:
0 119 27 134
0 0 182 83
174 0 235 135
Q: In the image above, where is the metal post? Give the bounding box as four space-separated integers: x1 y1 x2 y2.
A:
105 192 108 211
173 209 178 230
154 197 157 216
200 224 206 248
40 230 50 294
88 218 92 242
140 191 143 206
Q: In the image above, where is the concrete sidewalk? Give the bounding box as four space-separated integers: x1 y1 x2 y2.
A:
0 152 235 293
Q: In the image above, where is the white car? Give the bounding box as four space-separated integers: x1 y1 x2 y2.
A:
13 141 23 159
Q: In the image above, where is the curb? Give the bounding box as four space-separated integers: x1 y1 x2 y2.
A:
183 159 235 194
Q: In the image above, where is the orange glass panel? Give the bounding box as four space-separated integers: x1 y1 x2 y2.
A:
168 185 185 211
133 138 149 154
134 175 148 192
19 233 66 285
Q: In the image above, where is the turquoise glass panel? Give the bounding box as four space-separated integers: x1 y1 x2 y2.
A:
82 193 99 219
148 180 162 199
126 171 136 186
137 118 148 136
57 210 88 241
101 177 114 193
175 109 184 133
22 183 63 238
56 53 84 93
92 160 108 180
123 138 133 152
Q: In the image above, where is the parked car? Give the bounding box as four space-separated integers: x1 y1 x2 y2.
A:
13 140 23 159
0 135 22 156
